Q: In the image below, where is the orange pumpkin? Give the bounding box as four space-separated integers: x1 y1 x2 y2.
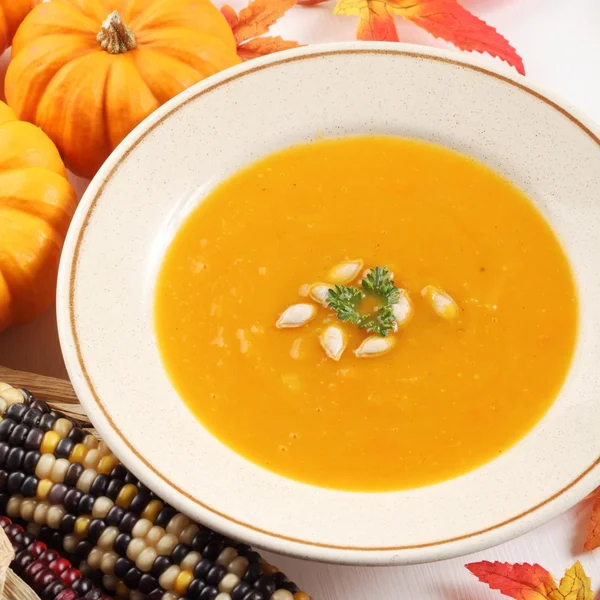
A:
5 0 241 179
0 0 37 53
0 101 77 333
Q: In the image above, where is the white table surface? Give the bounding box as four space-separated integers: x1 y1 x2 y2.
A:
1 1 599 598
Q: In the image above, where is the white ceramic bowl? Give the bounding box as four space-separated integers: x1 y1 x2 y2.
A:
57 42 600 565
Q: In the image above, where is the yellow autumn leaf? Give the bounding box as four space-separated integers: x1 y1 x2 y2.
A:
557 562 593 600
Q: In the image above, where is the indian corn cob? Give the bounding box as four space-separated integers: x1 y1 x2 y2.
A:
1 514 114 599
0 382 310 600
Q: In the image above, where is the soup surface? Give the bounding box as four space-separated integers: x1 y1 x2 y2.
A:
155 136 577 492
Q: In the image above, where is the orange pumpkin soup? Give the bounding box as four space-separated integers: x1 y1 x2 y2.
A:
154 136 577 492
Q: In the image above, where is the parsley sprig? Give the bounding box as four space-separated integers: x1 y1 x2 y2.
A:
327 266 399 337
361 266 400 304
327 285 363 325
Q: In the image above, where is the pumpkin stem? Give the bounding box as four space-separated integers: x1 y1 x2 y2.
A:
96 11 137 54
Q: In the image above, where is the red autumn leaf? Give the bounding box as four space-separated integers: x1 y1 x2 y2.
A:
237 36 301 61
401 0 524 75
585 493 600 551
297 0 330 5
332 0 525 75
466 561 594 600
221 0 301 59
466 561 559 599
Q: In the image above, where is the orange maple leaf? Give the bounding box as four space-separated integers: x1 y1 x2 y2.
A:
585 492 600 552
332 0 524 75
236 36 301 60
221 0 301 61
466 560 594 600
357 5 399 41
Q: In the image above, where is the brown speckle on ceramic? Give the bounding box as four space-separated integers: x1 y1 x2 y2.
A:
57 43 600 566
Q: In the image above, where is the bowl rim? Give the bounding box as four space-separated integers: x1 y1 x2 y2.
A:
57 41 600 565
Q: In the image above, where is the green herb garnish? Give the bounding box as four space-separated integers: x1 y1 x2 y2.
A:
361 266 400 305
326 266 399 337
327 285 364 324
358 305 396 337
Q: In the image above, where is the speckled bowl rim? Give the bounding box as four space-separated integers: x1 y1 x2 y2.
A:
57 42 600 565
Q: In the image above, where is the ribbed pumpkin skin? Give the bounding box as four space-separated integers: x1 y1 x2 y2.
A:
0 0 37 53
0 102 77 332
5 0 241 179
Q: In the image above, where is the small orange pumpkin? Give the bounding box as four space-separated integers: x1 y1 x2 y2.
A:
0 101 77 333
0 0 37 53
5 0 241 179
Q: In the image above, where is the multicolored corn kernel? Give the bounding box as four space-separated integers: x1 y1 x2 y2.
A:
0 383 310 600
1 515 114 599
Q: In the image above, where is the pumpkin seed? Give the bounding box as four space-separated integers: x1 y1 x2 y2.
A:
308 283 332 307
328 259 364 284
319 325 347 361
392 289 413 327
421 285 459 320
276 303 316 328
354 335 396 358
